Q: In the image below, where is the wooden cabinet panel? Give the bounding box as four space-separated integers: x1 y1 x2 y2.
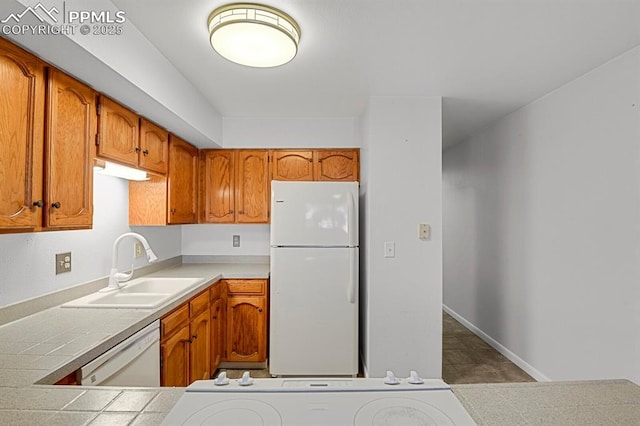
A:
190 290 210 317
190 308 211 382
235 150 269 223
210 297 224 373
200 150 235 223
45 69 96 229
138 119 168 174
97 96 139 167
226 280 265 294
129 174 167 225
0 38 45 232
168 135 198 224
161 324 190 387
226 295 267 362
314 149 359 181
270 150 313 181
161 304 189 339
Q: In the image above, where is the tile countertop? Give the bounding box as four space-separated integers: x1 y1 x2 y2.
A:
0 261 269 425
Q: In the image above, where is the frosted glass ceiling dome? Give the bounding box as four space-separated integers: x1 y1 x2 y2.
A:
208 3 301 68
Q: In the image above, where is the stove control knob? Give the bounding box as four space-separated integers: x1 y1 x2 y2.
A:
214 372 229 386
384 370 400 385
239 371 254 386
408 370 424 384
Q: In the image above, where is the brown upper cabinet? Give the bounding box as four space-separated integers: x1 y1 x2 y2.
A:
96 97 169 175
314 149 359 181
129 134 198 225
168 135 199 224
200 150 235 223
139 119 169 175
236 150 270 223
270 150 314 181
0 38 46 232
44 69 97 230
0 39 97 233
200 149 269 224
270 149 359 182
96 96 139 166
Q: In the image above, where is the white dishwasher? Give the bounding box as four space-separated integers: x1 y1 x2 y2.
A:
80 320 160 386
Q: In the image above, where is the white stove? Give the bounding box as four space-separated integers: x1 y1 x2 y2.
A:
162 371 476 425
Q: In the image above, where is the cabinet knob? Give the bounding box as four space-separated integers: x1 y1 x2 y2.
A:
192 334 198 340
51 201 61 209
142 149 149 156
308 158 313 162
258 308 263 313
170 208 177 214
238 210 243 214
135 146 141 153
212 315 217 320
32 200 44 208
229 210 234 214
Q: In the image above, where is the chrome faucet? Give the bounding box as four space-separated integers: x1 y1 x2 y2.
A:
102 232 159 292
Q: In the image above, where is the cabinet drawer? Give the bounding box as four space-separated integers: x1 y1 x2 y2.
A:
226 279 266 295
210 282 223 301
190 290 210 316
161 304 189 338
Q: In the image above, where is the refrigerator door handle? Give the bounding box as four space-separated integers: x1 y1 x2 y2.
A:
348 249 357 304
347 191 357 247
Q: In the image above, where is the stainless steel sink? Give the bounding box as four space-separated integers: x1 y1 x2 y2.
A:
62 276 204 309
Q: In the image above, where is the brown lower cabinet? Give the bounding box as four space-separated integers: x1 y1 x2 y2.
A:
160 279 267 387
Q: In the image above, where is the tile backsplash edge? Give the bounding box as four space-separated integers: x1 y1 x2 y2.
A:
0 256 183 327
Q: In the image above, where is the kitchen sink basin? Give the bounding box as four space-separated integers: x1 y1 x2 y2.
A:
65 292 172 309
62 276 204 309
120 277 203 294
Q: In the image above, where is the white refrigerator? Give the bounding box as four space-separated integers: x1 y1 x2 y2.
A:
269 181 359 376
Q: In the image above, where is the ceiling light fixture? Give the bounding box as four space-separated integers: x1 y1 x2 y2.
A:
208 3 301 68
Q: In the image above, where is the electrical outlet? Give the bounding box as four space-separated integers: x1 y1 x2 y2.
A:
55 252 71 274
134 242 144 258
233 235 241 247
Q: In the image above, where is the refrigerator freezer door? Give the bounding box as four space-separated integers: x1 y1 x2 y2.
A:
270 246 358 376
271 181 358 247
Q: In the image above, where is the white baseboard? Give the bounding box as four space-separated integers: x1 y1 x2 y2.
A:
443 304 550 382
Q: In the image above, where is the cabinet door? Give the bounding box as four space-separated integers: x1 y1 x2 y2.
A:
235 150 269 223
190 308 211 382
270 150 313 181
138 119 168 174
200 150 235 223
314 149 359 181
45 69 96 229
96 96 139 167
210 297 224 372
226 295 267 362
161 325 190 387
0 39 45 231
168 135 198 224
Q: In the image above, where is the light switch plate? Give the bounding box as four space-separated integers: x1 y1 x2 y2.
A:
233 235 241 247
419 224 431 240
384 242 395 258
55 252 71 274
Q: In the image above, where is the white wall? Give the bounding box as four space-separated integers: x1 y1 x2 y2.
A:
182 224 270 256
361 96 442 378
443 46 640 383
0 172 181 307
222 117 360 148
